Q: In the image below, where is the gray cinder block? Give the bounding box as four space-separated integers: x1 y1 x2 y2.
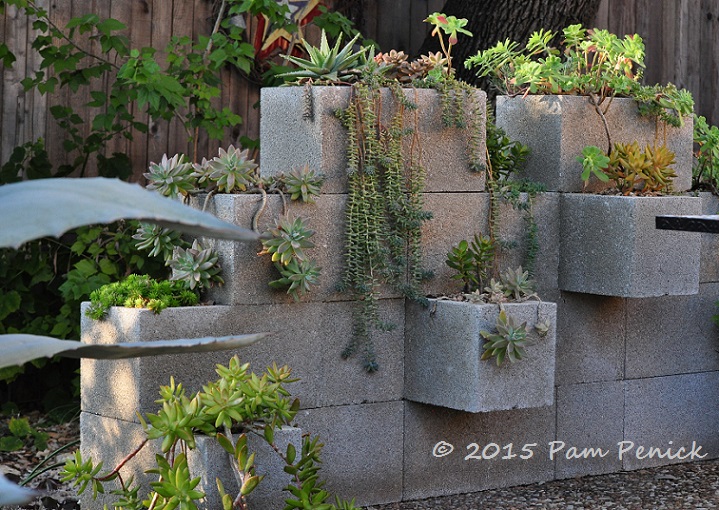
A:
559 194 701 297
294 401 404 507
699 192 719 283
80 299 405 421
555 381 625 478
419 192 489 297
405 300 556 412
191 193 368 305
260 86 487 194
623 372 719 470
402 401 555 500
625 283 719 378
496 95 693 192
555 291 626 385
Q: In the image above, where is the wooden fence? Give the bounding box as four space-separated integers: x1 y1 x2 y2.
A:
1 0 717 179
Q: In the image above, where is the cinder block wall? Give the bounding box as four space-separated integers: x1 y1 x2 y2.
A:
80 88 719 507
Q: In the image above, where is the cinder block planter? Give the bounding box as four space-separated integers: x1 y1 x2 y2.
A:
496 95 693 192
405 299 557 413
260 86 487 194
188 427 302 510
189 193 367 305
559 194 701 297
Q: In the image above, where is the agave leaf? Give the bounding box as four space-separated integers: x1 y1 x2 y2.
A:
0 332 268 369
0 472 40 506
0 177 259 249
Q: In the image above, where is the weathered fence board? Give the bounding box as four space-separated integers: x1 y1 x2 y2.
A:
1 0 717 180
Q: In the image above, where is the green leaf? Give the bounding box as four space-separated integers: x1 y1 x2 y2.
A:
0 178 259 249
96 18 126 35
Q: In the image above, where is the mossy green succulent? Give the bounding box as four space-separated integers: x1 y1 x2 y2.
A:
86 274 199 319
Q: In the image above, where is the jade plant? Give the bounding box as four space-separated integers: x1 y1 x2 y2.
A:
465 24 694 128
61 356 360 510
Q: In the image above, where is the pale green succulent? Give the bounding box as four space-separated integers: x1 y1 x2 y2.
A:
269 258 321 302
169 239 223 290
282 164 324 203
133 222 186 262
279 30 369 83
500 266 537 301
204 145 258 193
144 153 195 198
480 309 530 366
259 214 315 266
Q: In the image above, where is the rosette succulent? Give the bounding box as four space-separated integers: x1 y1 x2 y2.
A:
279 30 368 83
144 153 195 198
169 239 223 290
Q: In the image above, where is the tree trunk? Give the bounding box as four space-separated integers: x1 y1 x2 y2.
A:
419 0 603 87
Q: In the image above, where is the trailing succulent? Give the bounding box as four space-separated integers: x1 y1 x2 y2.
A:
277 16 483 372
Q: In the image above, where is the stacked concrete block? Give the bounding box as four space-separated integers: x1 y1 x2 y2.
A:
625 284 719 379
554 292 626 386
405 300 557 412
402 402 556 500
559 194 701 297
80 75 719 510
260 86 487 194
699 192 719 283
623 372 719 470
496 95 694 192
554 381 625 478
190 193 370 305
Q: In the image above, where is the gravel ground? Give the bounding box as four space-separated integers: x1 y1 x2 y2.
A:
365 459 719 509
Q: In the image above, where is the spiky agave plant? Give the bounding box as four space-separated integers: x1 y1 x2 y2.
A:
144 154 196 198
279 30 369 83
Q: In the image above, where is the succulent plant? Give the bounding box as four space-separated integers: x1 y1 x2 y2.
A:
133 222 186 262
269 258 321 302
480 309 530 366
282 164 325 203
483 278 507 304
500 266 537 301
86 274 199 319
169 239 223 290
259 214 316 266
446 234 494 293
605 142 677 194
279 30 369 83
204 145 259 193
144 154 196 198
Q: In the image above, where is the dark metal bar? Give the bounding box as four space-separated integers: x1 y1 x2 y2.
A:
656 215 719 233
